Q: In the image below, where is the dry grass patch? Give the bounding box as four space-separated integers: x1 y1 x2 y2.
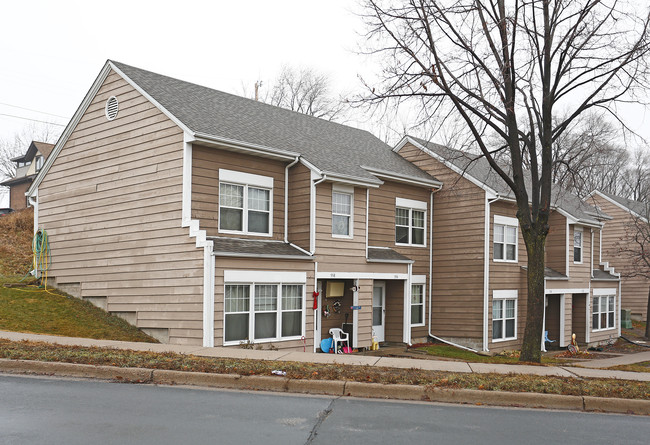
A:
1 339 649 400
0 208 34 276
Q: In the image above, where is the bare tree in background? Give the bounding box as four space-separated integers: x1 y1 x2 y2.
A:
551 113 629 197
616 205 650 339
620 148 650 202
267 66 347 121
361 0 650 362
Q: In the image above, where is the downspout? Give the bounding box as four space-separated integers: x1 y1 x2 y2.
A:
426 187 477 352
483 194 500 352
310 174 327 254
365 188 369 260
590 229 594 279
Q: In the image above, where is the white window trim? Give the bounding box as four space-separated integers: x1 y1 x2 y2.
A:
410 283 426 327
218 169 274 237
395 198 427 247
332 183 354 239
573 226 583 264
492 289 518 342
592 288 616 332
493 215 518 263
223 279 306 346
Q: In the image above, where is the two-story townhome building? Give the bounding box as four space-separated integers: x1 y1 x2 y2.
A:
1 141 54 210
395 136 621 351
587 191 649 320
26 61 442 351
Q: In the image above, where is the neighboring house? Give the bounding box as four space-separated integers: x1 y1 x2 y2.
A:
587 191 649 320
1 141 54 210
394 136 621 351
26 61 442 350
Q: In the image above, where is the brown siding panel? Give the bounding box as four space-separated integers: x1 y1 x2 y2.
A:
38 70 204 346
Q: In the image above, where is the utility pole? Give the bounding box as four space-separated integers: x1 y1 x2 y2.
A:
254 81 263 101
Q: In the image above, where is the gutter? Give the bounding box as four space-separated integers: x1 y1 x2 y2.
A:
482 193 501 352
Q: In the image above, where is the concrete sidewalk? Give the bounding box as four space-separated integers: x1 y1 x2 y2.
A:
2 331 650 382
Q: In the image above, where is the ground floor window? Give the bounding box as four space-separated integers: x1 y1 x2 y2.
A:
224 283 304 343
492 290 517 341
411 284 425 326
592 295 615 330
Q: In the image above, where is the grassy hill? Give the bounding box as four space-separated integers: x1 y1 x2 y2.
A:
0 208 156 342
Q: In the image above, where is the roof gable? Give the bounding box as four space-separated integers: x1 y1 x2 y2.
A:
588 190 648 222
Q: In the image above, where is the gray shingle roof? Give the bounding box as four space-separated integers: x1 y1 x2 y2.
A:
209 237 312 260
111 61 438 186
408 136 607 225
595 191 648 218
367 247 413 263
592 269 620 281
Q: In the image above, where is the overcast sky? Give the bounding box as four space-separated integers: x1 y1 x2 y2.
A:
0 1 375 141
1 1 649 207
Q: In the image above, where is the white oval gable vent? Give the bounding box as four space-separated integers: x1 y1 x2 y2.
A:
105 96 119 120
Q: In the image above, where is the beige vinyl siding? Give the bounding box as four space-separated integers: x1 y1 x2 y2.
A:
315 182 368 272
591 195 649 318
385 280 405 342
569 225 592 281
356 279 374 348
398 143 484 342
191 146 286 239
545 211 567 274
287 162 311 251
38 70 205 346
368 180 431 276
214 258 314 349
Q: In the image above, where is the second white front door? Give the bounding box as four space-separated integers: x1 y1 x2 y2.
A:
372 282 386 342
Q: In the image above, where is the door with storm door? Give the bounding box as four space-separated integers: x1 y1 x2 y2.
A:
372 282 386 342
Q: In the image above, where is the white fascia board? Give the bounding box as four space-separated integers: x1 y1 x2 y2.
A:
587 190 648 223
401 136 500 196
366 258 415 264
316 272 408 280
545 288 590 294
361 165 442 189
110 61 193 135
27 62 113 197
321 171 383 188
191 133 299 162
300 158 323 177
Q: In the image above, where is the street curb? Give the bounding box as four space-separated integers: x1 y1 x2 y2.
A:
0 359 152 383
424 387 584 411
2 359 649 415
584 396 650 415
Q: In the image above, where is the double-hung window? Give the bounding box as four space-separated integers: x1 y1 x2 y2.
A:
219 169 272 236
573 227 583 263
332 185 353 237
592 292 615 331
223 271 306 344
410 281 426 326
494 215 518 262
395 198 426 246
492 290 517 341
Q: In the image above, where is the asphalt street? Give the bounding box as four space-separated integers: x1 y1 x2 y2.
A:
1 374 648 445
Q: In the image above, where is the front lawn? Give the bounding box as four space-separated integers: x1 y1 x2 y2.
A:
412 343 571 365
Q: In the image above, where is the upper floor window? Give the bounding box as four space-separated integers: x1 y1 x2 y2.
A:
494 215 518 262
573 227 583 263
35 156 44 170
332 185 353 237
395 198 426 246
219 169 273 236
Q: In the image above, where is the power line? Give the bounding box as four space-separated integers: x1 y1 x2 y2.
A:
0 102 68 119
0 113 66 126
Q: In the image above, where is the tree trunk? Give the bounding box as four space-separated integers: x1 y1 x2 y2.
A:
520 235 546 362
645 286 650 340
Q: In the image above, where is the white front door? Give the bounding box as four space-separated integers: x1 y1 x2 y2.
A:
372 282 386 342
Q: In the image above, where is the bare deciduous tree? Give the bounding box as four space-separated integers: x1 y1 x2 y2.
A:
267 66 347 121
361 0 650 361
